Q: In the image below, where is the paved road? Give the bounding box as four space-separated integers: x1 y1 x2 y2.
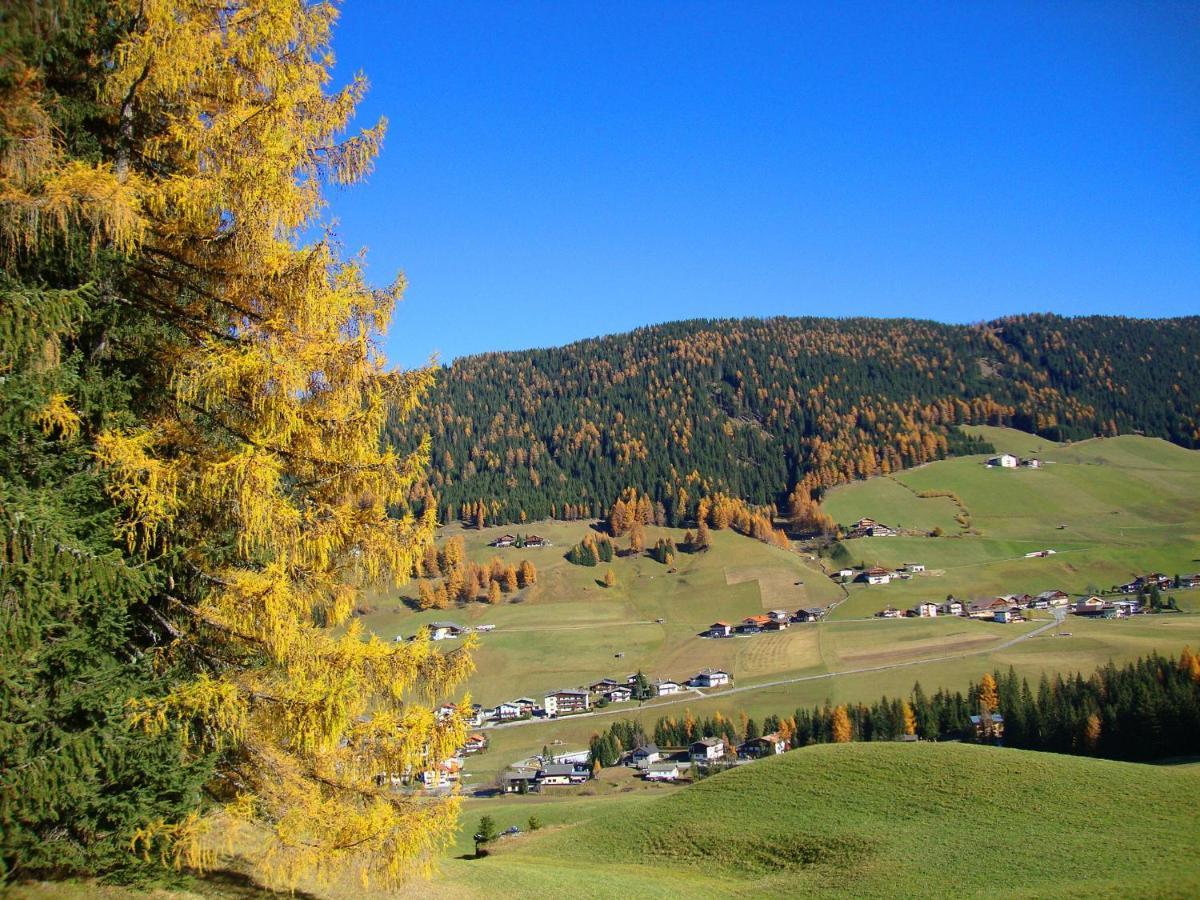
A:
480 609 1067 732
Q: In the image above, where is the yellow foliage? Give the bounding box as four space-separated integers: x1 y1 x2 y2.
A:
33 392 81 440
27 0 481 889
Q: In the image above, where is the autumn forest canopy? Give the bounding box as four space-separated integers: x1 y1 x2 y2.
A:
392 314 1200 527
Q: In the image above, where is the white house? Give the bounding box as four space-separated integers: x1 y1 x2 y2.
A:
864 567 893 585
915 601 939 617
987 454 1018 468
690 737 725 762
941 599 964 616
630 744 661 768
494 702 523 721
835 568 856 580
644 762 682 781
602 686 632 703
653 680 682 696
692 668 731 688
426 622 465 641
543 689 590 717
902 562 926 573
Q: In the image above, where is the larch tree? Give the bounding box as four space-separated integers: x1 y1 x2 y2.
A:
978 673 1000 712
831 706 852 743
4 0 475 889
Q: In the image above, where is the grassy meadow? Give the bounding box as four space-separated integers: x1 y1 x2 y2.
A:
389 742 1200 898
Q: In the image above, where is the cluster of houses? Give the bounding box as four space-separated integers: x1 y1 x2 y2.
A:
844 517 898 539
477 668 736 727
876 589 1073 622
499 731 796 792
876 587 1171 623
400 621 497 642
985 453 1041 469
834 562 926 585
705 608 827 638
488 533 549 549
1115 572 1200 594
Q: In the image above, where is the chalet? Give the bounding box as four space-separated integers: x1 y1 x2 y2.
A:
901 562 926 574
848 518 898 538
630 744 661 768
1072 596 1106 616
490 534 516 548
707 621 734 638
500 770 539 794
690 737 726 762
524 535 549 548
426 622 465 641
969 712 1005 740
466 704 485 727
692 668 732 688
1021 458 1042 468
763 618 790 631
543 689 590 717
915 601 939 618
743 614 773 629
588 678 620 694
967 597 1009 619
653 679 682 696
644 761 683 782
601 686 632 704
1113 599 1141 617
734 622 762 635
493 702 524 721
1033 590 1070 608
537 763 590 786
739 732 788 758
461 733 488 754
941 599 964 617
877 606 902 619
435 703 458 720
987 454 1018 468
834 568 856 581
994 607 1025 624
792 607 826 623
768 609 792 623
997 593 1033 608
420 757 462 789
862 567 893 585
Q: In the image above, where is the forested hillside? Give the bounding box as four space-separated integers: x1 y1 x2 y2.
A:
389 315 1200 525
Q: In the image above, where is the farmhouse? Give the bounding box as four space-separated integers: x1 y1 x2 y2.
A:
792 607 826 623
589 678 620 693
523 535 549 548
847 518 898 538
537 763 590 786
707 621 734 638
862 567 893 585
692 668 732 688
500 770 539 794
644 761 683 782
1033 590 1070 608
915 601 939 618
1021 458 1042 468
630 744 661 768
425 622 465 641
489 534 516 548
768 609 792 623
493 702 524 721
967 597 1009 619
941 598 964 616
543 689 590 717
739 732 788 758
462 733 488 754
601 686 632 703
987 454 1018 468
901 562 926 573
877 606 902 619
994 607 1025 624
834 568 856 580
763 618 790 631
690 737 726 762
653 679 682 696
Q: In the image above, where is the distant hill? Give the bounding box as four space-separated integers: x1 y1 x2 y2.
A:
427 743 1200 898
388 314 1200 525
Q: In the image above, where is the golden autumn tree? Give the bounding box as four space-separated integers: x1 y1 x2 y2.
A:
831 706 852 743
902 701 917 737
68 0 474 889
978 673 1000 712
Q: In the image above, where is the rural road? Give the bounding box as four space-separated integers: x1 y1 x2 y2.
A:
480 609 1067 732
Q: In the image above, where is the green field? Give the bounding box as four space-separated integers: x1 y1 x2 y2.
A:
822 429 1200 619
351 430 1200 795
392 743 1200 898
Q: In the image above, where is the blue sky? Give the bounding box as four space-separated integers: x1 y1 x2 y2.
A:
325 1 1200 368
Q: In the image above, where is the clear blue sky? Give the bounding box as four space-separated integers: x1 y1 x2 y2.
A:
324 1 1200 369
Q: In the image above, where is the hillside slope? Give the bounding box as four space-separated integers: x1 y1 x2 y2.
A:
388 315 1200 525
422 743 1200 898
